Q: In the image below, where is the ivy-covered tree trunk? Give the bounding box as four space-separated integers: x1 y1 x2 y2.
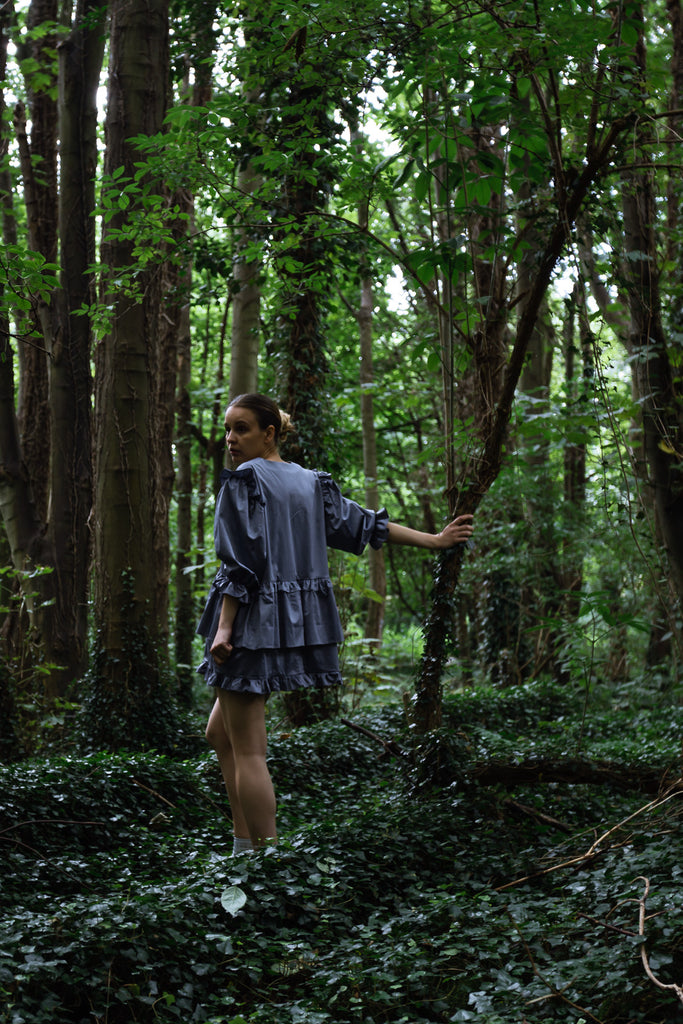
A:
89 0 174 748
0 19 28 752
270 46 338 721
271 69 334 469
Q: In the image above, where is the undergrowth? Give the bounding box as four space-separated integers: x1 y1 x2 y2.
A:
1 681 681 1024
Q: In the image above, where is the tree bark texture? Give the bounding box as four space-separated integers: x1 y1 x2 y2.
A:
353 129 386 645
229 155 262 399
621 20 683 615
13 0 58 523
272 74 332 470
2 0 103 694
94 0 169 662
272 60 338 721
359 271 386 644
43 0 106 685
0 18 44 577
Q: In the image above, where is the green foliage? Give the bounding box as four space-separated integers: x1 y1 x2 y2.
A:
0 246 59 337
1 685 681 1024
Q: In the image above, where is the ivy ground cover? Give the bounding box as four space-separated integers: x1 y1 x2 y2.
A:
1 683 681 1024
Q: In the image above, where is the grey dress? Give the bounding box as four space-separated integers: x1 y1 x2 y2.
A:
197 458 389 695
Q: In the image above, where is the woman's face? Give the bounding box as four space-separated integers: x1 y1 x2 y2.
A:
225 405 275 466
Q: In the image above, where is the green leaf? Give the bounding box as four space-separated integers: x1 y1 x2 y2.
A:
393 158 415 189
414 170 432 202
220 885 247 916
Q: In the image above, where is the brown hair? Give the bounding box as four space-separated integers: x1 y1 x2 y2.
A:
228 393 294 443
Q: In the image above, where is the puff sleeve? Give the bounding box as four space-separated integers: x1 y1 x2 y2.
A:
316 471 389 554
212 467 268 602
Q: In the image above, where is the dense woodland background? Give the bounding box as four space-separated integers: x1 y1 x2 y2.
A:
0 1 682 1021
0 0 681 749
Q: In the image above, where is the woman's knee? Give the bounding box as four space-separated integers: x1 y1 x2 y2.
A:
205 701 230 753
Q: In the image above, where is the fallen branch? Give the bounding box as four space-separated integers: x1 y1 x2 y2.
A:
472 758 678 794
340 718 410 759
503 797 572 834
496 782 682 892
130 777 177 808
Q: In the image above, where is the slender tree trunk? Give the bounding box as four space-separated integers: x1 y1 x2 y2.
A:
352 129 386 645
174 44 216 702
175 280 194 702
0 18 18 755
621 16 683 629
229 155 262 398
412 116 630 730
43 0 106 685
13 0 56 523
561 285 589 600
5 0 100 696
359 271 386 645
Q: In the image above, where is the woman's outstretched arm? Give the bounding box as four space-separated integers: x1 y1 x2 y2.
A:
387 514 474 551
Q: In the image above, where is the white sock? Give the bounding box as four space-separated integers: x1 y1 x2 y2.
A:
232 836 254 856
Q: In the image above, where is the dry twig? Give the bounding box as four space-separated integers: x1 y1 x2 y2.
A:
496 780 682 892
637 877 683 1006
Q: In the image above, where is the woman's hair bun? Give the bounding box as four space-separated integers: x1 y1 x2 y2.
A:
278 409 295 439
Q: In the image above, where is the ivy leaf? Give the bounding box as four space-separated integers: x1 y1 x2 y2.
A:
220 885 247 916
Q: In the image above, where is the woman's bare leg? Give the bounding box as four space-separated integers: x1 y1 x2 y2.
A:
216 689 277 847
205 697 250 840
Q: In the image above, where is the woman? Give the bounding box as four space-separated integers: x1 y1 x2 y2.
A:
199 393 474 853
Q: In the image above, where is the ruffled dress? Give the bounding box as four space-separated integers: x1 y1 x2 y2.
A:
197 459 389 695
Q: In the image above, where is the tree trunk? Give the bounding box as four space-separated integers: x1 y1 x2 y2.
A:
174 45 216 703
352 129 386 646
44 0 106 686
14 0 57 524
561 285 590 606
89 0 172 747
0 66 44 577
359 271 386 645
175 281 194 703
412 116 631 730
4 0 101 697
621 18 683 622
272 61 337 721
229 154 262 398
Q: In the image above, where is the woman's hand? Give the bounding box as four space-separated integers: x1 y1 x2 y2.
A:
434 514 474 550
210 624 234 665
211 595 239 665
387 514 474 550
